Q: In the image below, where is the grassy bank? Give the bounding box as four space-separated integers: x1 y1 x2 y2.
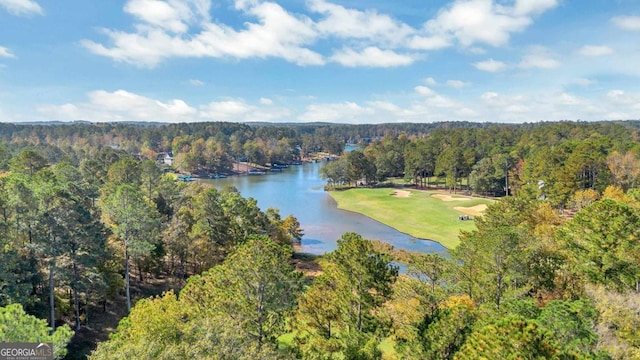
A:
329 188 494 248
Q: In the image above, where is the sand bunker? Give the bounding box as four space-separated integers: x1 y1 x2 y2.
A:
454 204 488 217
432 194 474 202
391 190 411 198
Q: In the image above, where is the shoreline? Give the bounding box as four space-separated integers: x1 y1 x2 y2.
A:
329 204 445 248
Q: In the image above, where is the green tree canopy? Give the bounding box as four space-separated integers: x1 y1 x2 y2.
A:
558 199 640 292
0 303 73 359
181 235 302 351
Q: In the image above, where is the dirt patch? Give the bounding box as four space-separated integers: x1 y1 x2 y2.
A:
454 204 488 216
232 162 268 173
391 190 411 198
291 248 323 281
431 194 474 202
292 258 322 279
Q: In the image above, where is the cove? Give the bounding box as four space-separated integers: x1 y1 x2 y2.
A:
204 161 447 255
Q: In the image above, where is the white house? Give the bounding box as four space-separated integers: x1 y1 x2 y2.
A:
157 152 174 166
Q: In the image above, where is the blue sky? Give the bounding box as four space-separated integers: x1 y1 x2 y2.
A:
0 0 639 124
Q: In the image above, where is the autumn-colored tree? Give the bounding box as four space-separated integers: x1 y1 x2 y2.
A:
607 151 640 190
588 286 640 359
601 185 626 202
569 188 600 211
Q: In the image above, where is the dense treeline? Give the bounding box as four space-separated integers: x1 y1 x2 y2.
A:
0 121 494 148
89 192 640 359
1 120 637 178
0 146 303 359
322 122 640 209
1 120 639 359
0 121 346 174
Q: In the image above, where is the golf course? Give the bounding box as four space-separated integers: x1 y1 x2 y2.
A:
329 188 495 248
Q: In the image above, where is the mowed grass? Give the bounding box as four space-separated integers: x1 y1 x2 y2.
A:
329 188 494 248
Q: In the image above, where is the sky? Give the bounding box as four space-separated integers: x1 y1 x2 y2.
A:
0 0 639 124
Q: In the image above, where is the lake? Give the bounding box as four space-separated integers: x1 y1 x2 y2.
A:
203 161 447 255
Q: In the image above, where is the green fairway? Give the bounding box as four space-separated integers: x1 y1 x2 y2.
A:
329 188 494 248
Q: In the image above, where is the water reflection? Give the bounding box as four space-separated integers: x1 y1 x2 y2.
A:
204 162 447 255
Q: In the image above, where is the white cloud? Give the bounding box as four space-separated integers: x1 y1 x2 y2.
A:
481 91 527 109
504 104 530 113
446 80 470 88
518 46 561 69
404 97 476 120
37 90 197 122
424 77 438 86
0 0 43 16
82 0 323 67
22 81 640 125
607 89 640 106
0 46 15 58
573 78 596 86
427 94 458 108
259 97 273 105
460 107 479 117
300 86 639 123
612 16 640 31
81 0 558 68
415 85 459 108
415 86 436 97
298 101 374 123
474 58 507 72
81 29 182 68
36 89 293 122
419 0 558 53
199 98 290 121
123 0 209 33
198 100 250 120
555 92 583 106
407 35 450 50
366 100 401 112
425 0 555 48
481 92 542 120
512 0 558 16
330 47 415 67
310 0 414 46
604 111 631 120
188 79 204 86
481 91 499 102
468 47 486 54
577 45 613 57
475 88 640 122
199 2 323 65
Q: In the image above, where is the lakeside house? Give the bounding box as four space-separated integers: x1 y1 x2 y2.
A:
156 152 174 166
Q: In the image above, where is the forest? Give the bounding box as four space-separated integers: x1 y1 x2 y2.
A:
0 120 639 359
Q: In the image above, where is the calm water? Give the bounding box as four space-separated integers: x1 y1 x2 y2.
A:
204 162 447 255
